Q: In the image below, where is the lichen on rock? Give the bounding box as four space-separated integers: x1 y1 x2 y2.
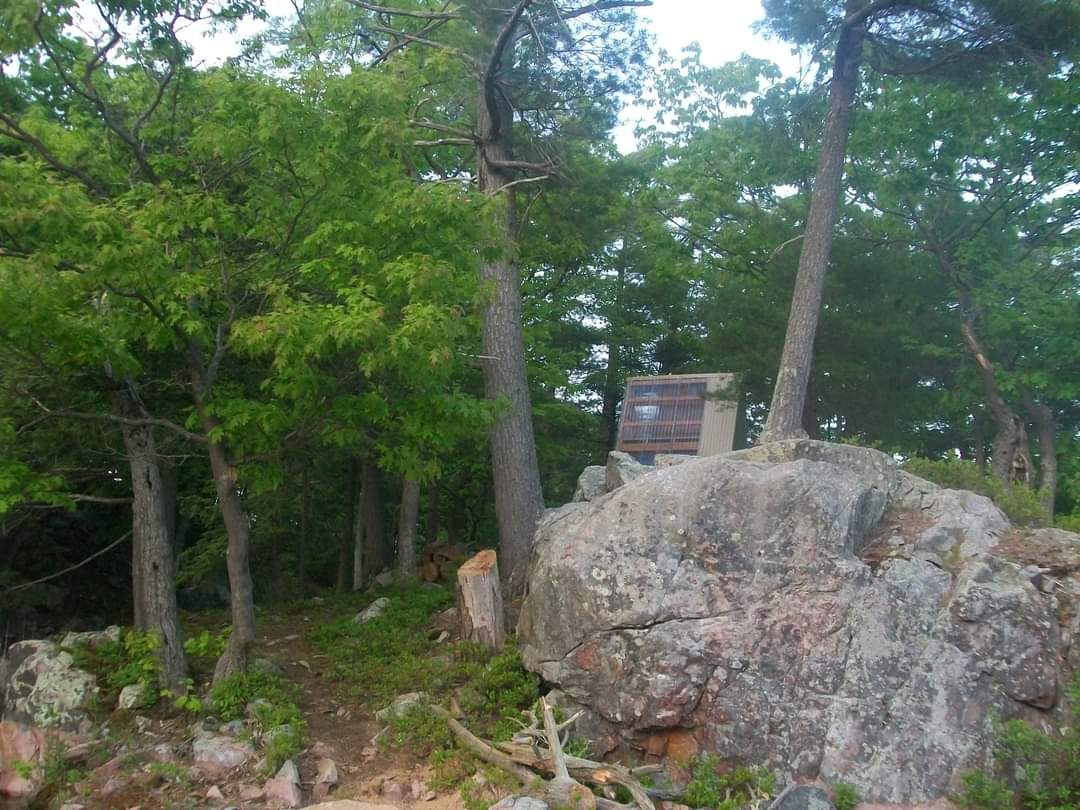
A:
519 440 1074 804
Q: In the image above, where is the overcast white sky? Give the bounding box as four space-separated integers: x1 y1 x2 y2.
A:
186 1 803 150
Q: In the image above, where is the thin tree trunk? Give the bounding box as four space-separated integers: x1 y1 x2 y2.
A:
298 467 309 597
1024 395 1057 518
425 484 440 544
958 318 1032 485
362 460 386 582
601 264 625 453
760 13 867 443
447 501 464 546
113 391 186 690
398 477 420 576
352 472 365 591
973 417 988 472
203 415 256 685
337 461 357 592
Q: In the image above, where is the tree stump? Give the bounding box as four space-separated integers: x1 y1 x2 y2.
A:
456 550 505 651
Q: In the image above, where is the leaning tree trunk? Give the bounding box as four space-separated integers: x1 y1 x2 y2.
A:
958 319 1032 485
398 477 420 576
203 417 257 685
1024 395 1057 518
760 15 867 443
113 392 186 691
476 90 545 596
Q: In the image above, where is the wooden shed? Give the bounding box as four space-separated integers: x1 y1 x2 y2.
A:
615 373 740 464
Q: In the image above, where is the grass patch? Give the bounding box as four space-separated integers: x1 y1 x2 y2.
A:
311 581 538 735
209 670 306 773
313 579 540 791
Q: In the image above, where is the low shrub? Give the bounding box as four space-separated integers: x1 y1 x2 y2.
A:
902 457 1049 527
958 674 1080 809
69 629 163 708
682 754 776 810
833 781 860 810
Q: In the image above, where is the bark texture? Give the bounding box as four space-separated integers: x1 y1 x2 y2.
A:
114 391 186 690
204 416 256 685
398 476 421 576
760 13 866 443
476 69 545 595
457 549 506 651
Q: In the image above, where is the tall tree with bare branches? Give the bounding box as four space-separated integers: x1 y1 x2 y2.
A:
758 0 1080 443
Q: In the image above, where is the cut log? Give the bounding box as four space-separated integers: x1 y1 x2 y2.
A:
456 549 505 651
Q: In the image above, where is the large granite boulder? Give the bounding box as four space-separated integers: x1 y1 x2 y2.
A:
519 440 1069 804
0 640 98 731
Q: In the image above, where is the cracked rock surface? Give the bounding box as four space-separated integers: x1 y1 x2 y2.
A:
519 440 1074 804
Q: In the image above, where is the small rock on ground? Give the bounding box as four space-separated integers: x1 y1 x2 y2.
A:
276 759 300 785
768 785 836 810
375 691 427 722
264 776 303 808
491 797 551 810
354 597 390 623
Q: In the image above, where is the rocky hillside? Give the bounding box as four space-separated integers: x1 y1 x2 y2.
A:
519 441 1080 805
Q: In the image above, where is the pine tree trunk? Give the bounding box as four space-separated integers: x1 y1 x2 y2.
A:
456 550 505 651
114 392 186 691
477 92 544 596
801 360 819 439
1024 395 1057 518
761 15 866 443
398 477 420 576
203 416 256 685
601 264 625 453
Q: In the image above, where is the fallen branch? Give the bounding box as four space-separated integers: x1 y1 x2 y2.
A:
430 699 656 810
429 705 535 783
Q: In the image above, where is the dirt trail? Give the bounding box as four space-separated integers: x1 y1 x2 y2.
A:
250 613 468 810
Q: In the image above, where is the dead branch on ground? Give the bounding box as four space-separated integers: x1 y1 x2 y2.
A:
432 698 657 810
